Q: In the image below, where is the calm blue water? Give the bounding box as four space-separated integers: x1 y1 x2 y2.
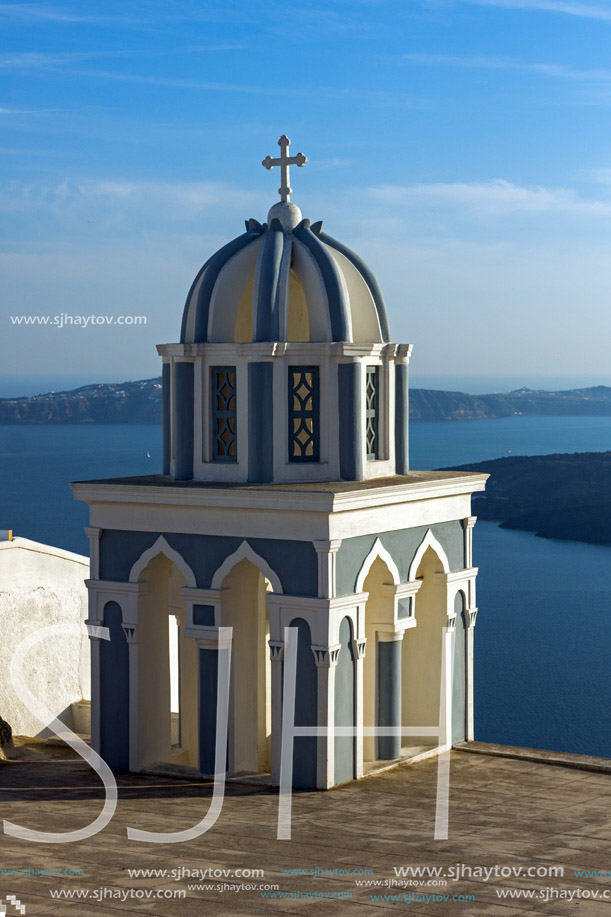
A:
411 414 611 468
1 416 610 758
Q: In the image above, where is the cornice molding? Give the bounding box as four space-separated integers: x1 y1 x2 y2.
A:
71 473 488 515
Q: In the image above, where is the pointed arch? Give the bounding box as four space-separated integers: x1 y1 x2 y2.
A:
408 529 450 582
211 540 283 593
355 537 400 593
128 536 196 587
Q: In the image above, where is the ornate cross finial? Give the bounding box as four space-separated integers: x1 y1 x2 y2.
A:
262 135 308 203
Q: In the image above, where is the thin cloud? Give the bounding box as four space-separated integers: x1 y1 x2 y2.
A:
0 3 145 25
454 0 611 21
369 179 611 215
0 177 265 223
67 67 419 108
73 68 289 97
403 52 611 83
0 45 244 74
0 105 61 115
0 51 82 70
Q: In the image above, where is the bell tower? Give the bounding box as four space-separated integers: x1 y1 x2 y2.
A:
74 138 487 792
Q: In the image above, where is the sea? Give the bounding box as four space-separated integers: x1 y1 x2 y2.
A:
0 415 610 759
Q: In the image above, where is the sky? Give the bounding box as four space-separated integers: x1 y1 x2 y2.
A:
2 0 611 396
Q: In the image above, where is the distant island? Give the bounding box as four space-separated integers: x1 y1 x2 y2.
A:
2 377 611 425
446 452 611 546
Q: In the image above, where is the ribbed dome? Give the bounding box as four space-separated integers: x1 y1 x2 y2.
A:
180 211 390 345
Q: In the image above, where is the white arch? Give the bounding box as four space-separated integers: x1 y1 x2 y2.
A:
408 529 450 582
128 535 197 587
355 537 401 593
210 540 283 593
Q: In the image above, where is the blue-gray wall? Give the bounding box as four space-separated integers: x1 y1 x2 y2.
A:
248 361 274 483
99 523 464 601
199 648 219 775
338 362 363 481
334 616 355 784
377 638 402 760
99 531 318 597
100 601 129 771
452 591 467 745
395 363 409 475
290 617 318 789
173 361 194 481
162 363 171 476
335 521 465 596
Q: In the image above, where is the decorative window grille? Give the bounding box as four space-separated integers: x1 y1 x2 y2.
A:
288 366 320 462
365 366 379 459
211 366 237 461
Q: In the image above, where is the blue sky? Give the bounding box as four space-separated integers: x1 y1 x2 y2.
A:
3 0 611 395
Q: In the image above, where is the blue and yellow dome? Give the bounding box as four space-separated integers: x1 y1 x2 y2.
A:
180 202 390 346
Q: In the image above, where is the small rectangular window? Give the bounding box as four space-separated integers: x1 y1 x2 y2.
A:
365 366 379 460
288 366 320 462
211 366 237 462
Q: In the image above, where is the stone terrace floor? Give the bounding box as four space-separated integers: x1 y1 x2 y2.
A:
0 745 610 917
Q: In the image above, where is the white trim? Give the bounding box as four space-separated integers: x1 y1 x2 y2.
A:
434 566 478 582
71 473 488 514
128 535 197 587
408 529 451 581
266 591 368 613
0 536 88 566
157 341 412 359
355 537 400 592
210 539 283 593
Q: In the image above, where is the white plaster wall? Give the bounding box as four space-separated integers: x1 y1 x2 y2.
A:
0 538 89 737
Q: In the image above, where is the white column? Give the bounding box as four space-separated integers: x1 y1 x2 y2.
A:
313 540 342 599
352 635 367 778
121 623 140 771
85 526 101 580
269 640 284 785
463 516 477 569
84 579 139 758
441 620 456 748
311 644 340 789
88 629 102 753
122 588 141 772
466 606 478 741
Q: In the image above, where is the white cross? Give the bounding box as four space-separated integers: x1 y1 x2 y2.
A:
262 135 308 203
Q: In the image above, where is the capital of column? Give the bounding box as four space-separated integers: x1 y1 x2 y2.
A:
352 636 367 660
468 607 478 628
268 640 284 662
121 623 138 644
313 539 342 555
311 643 341 667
